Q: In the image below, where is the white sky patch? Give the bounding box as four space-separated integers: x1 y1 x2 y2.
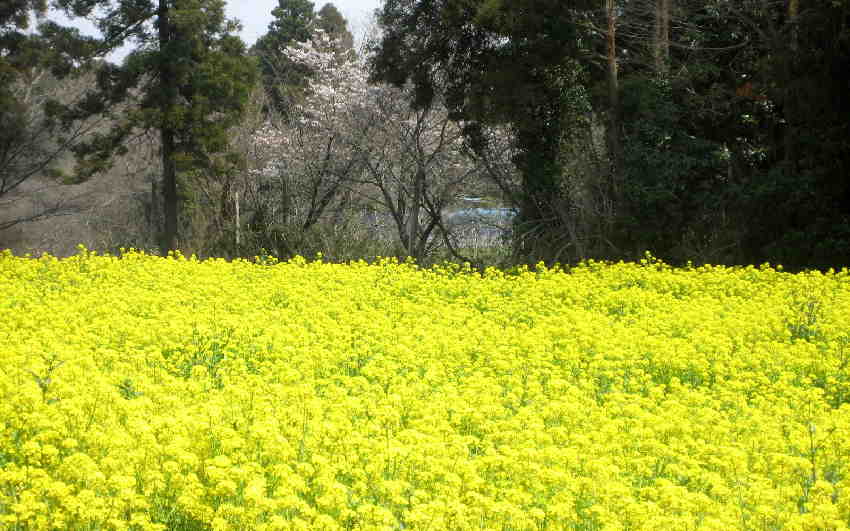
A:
49 0 381 63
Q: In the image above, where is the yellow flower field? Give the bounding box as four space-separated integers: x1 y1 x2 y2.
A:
1 248 849 530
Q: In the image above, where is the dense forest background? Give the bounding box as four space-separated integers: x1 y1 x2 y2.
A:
1 0 848 271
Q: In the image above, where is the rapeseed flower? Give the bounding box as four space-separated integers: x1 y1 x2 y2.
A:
0 248 849 528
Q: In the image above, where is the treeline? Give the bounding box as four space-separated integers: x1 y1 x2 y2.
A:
2 0 848 271
372 0 850 271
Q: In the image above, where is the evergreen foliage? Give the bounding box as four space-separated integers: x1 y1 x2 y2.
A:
0 2 100 230
3 0 848 271
51 0 257 253
252 1 354 116
370 0 598 263
252 0 317 115
316 3 353 51
371 0 850 270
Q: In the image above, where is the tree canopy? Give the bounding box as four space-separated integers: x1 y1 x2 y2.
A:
1 2 103 233
370 0 597 261
316 3 353 51
371 0 850 269
52 0 257 252
253 0 354 115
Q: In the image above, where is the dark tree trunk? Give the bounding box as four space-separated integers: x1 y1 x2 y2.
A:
158 0 179 253
406 165 424 260
654 0 671 76
782 0 800 171
160 128 178 253
605 0 623 202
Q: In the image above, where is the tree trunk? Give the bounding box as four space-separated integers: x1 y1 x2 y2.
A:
605 0 622 201
158 0 179 253
783 0 800 171
787 0 799 51
406 165 424 260
160 128 178 252
654 0 671 76
235 191 240 249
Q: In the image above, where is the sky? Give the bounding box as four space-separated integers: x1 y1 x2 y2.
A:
228 0 381 47
51 0 382 61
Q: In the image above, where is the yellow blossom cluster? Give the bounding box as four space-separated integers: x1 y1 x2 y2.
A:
1 247 849 530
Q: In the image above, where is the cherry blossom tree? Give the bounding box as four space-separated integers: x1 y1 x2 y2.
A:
246 29 515 263
244 30 369 259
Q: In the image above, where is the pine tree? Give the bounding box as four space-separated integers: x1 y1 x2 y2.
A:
316 3 354 51
53 0 257 252
252 0 316 115
1 1 51 199
1 2 101 232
